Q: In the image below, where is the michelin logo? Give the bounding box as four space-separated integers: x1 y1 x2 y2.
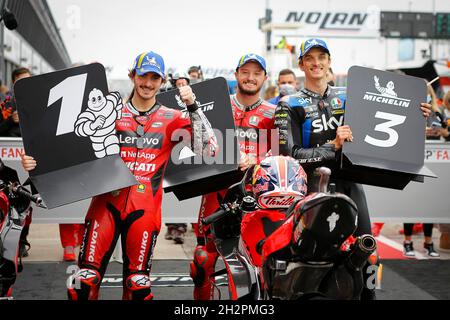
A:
363 75 411 108
175 94 214 113
74 89 122 158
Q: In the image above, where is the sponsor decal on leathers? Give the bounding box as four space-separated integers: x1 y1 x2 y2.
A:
88 221 100 263
118 131 164 149
312 114 344 133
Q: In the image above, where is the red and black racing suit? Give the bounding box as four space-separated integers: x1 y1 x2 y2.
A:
191 94 276 300
68 100 216 300
275 85 376 299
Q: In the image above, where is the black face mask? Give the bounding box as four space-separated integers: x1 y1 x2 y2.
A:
328 80 335 86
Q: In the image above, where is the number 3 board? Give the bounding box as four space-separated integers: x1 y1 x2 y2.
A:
340 66 435 189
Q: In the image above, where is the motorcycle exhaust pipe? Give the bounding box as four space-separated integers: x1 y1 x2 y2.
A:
359 234 377 253
345 234 377 272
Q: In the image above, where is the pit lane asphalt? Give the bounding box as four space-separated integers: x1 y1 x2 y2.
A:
12 259 450 300
11 224 450 300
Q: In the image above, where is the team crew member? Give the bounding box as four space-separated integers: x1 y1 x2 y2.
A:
191 54 276 300
268 68 298 105
0 67 31 137
274 38 431 299
21 51 218 300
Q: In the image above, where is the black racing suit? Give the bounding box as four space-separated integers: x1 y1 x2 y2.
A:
275 85 375 298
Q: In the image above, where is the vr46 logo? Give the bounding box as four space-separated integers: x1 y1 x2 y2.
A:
312 114 344 133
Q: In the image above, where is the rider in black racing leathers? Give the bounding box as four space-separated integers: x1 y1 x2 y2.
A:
274 38 376 299
275 85 372 235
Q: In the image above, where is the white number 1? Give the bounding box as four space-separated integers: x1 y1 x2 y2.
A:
364 111 406 148
47 73 87 136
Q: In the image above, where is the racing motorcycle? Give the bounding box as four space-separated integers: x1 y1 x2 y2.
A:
0 159 43 299
202 155 378 300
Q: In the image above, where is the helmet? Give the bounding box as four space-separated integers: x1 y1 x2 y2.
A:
171 72 190 87
251 155 307 209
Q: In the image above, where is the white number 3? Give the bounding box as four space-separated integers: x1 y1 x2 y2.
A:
364 111 406 148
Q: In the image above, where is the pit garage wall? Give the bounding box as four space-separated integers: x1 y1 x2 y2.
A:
1 138 449 224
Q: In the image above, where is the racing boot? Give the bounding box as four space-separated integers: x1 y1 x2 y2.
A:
67 268 101 300
123 273 154 300
190 244 218 300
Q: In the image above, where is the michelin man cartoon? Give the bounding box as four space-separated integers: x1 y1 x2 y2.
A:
374 75 397 98
74 88 123 158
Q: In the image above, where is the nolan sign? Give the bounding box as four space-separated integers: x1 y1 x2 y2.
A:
273 9 380 38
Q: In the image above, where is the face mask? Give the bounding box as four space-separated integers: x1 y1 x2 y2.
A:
279 84 296 96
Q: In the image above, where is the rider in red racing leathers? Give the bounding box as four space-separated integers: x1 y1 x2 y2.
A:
191 54 277 300
21 51 218 300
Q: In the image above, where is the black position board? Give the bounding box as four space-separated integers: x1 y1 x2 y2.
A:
340 66 436 190
14 63 137 209
157 77 241 200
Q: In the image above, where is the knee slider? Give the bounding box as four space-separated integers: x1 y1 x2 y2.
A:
67 268 100 300
190 245 217 287
124 273 153 300
193 245 217 268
